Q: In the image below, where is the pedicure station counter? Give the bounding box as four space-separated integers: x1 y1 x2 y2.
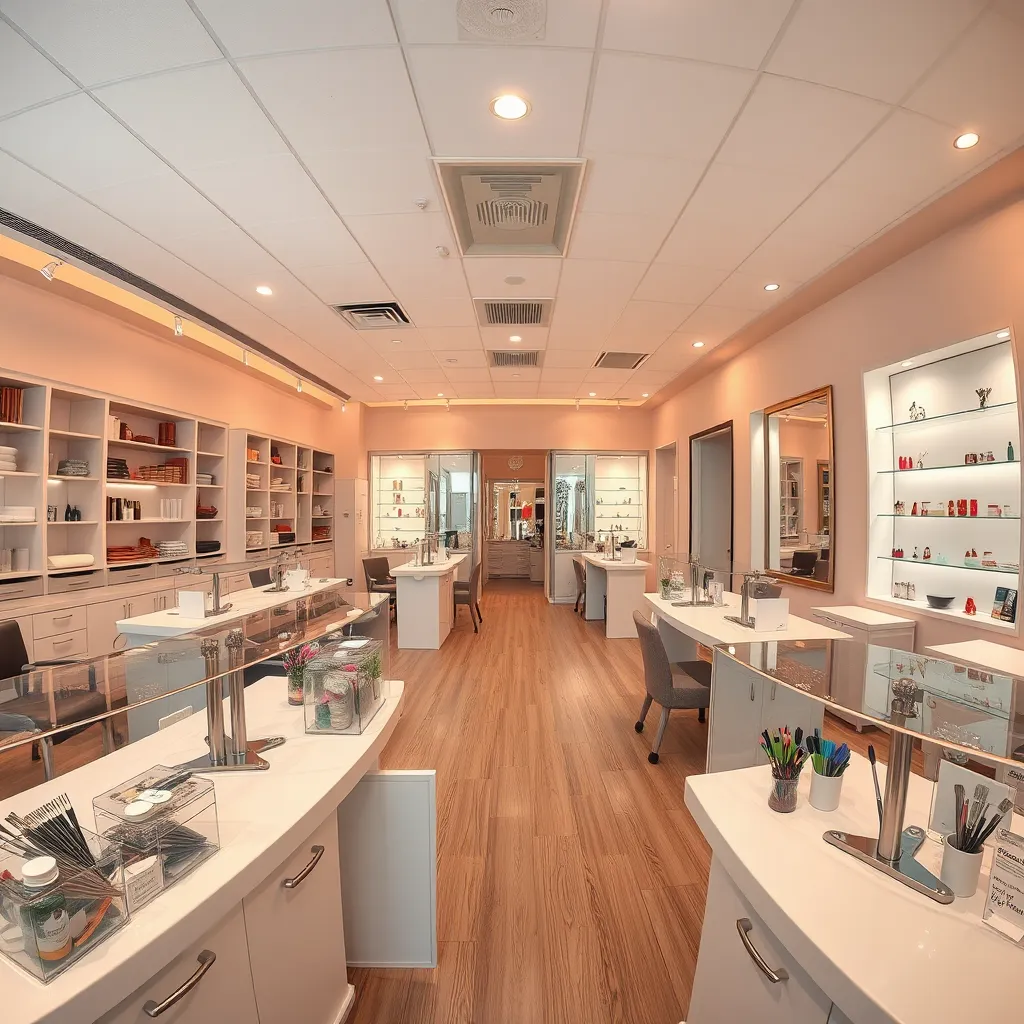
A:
683 638 1024 1024
0 582 436 1024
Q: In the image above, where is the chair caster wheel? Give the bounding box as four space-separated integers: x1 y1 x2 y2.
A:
634 721 644 733
648 752 659 764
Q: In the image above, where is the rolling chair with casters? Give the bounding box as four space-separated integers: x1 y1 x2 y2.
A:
363 556 397 617
572 557 586 614
249 567 273 588
0 619 113 780
789 550 818 577
454 561 483 632
632 609 711 764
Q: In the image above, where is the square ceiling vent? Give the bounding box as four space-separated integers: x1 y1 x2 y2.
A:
488 349 542 368
331 301 412 330
474 298 553 327
593 352 649 370
435 159 585 256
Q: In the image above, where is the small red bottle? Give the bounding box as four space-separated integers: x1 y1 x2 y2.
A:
970 499 978 517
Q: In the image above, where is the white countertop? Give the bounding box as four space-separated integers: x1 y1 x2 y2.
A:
644 591 849 647
580 552 651 571
0 675 405 1024
812 604 917 628
116 578 370 638
927 638 1024 677
686 756 1022 1024
390 553 467 577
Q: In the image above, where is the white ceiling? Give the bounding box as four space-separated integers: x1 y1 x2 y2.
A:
0 0 1021 403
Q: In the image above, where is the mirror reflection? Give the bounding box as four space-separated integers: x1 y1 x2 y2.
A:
765 386 834 591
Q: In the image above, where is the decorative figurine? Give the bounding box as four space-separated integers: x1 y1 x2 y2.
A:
976 387 992 409
911 502 919 516
970 499 978 517
965 597 977 616
909 401 926 421
908 583 916 601
965 452 977 464
1009 441 1015 462
912 546 919 560
957 499 968 517
923 546 932 560
894 500 906 515
917 451 928 469
948 500 955 517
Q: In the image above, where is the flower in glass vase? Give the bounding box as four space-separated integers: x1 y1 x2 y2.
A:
283 642 319 707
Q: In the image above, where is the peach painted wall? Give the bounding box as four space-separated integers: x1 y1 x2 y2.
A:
653 196 1024 652
0 272 361 476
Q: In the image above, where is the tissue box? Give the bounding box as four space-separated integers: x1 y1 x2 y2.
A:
751 597 789 632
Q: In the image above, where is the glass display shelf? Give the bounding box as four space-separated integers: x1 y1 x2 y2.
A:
878 513 1020 520
870 660 1011 720
876 400 1017 432
878 460 1018 475
877 555 1019 574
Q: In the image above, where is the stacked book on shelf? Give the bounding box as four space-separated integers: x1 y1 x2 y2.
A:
56 458 90 477
137 457 188 483
156 540 188 559
0 387 24 424
107 457 131 480
107 538 159 562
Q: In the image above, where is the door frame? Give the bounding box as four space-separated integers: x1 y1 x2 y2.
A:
688 421 734 578
654 442 678 563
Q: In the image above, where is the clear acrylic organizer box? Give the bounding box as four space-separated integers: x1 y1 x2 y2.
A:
303 635 387 735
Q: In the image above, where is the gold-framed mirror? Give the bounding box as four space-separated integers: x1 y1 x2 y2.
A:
764 385 834 592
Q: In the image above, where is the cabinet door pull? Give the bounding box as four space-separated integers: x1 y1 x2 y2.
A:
143 950 216 1017
283 844 325 889
53 613 72 621
53 637 73 647
735 918 788 984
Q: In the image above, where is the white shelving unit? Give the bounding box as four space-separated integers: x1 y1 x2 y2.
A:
864 330 1021 635
779 458 803 540
593 453 648 548
370 454 428 556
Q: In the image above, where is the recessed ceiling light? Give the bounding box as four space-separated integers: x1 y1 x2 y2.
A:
504 275 526 285
512 373 521 378
445 358 458 364
996 330 1010 340
953 132 979 150
588 391 597 397
391 338 401 344
255 285 273 296
373 375 384 382
437 392 444 398
763 283 780 292
509 335 522 342
692 341 705 349
642 393 649 398
901 360 913 368
490 94 529 120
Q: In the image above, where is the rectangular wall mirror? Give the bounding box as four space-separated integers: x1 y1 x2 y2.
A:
764 385 834 591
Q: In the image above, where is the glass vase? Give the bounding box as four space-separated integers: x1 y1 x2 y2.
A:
287 670 304 706
768 773 800 813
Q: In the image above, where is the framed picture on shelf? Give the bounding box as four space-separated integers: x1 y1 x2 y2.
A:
992 587 1018 623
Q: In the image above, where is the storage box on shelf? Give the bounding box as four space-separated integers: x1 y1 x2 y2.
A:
865 331 1021 634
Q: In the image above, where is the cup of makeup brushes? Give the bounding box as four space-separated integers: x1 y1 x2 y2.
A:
940 834 983 898
768 773 800 813
809 769 844 812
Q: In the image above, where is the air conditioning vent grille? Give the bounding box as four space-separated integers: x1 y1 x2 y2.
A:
474 298 553 327
331 302 412 330
593 351 649 370
489 350 542 368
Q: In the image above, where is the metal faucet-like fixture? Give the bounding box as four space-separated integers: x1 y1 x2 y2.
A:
670 554 716 607
723 570 770 627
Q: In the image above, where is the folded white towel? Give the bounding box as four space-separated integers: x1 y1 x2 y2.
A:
47 553 96 569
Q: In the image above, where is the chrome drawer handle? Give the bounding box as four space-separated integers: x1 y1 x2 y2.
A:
143 950 216 1016
53 613 72 621
736 918 788 984
283 844 324 889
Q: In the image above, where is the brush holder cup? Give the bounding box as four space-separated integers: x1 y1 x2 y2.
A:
768 774 800 813
809 769 844 812
940 834 983 898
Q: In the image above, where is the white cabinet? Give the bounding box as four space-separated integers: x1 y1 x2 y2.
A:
529 546 544 583
437 570 453 642
32 628 88 661
87 596 135 655
308 551 333 578
96 903 259 1024
243 812 352 1024
33 606 87 639
689 860 832 1024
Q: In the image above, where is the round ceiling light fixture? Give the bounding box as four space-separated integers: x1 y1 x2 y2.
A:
996 329 1011 340
692 340 705 349
509 334 522 342
436 392 445 398
953 132 979 150
588 391 597 398
763 282 780 292
641 393 649 398
901 360 913 368
504 275 526 285
490 93 530 120
373 375 384 382
255 285 273 296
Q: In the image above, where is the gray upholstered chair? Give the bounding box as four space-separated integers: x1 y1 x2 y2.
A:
249 567 272 588
362 556 397 618
454 562 482 632
632 609 711 764
572 557 586 614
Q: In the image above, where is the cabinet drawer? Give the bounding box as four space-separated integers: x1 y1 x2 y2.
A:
0 577 43 603
33 628 88 661
48 571 103 594
107 564 156 585
33 606 88 639
96 903 259 1024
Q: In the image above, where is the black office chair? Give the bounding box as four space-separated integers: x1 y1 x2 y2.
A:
790 550 818 577
454 562 483 631
362 556 397 618
249 567 272 588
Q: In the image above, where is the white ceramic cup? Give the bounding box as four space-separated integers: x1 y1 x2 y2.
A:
940 834 983 898
809 769 843 812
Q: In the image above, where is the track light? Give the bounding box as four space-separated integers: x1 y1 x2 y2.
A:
342 402 347 413
403 400 409 411
575 399 580 412
445 399 451 412
296 378 303 393
242 351 249 367
173 316 183 337
40 260 63 281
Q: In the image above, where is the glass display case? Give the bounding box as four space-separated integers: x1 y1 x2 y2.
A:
864 330 1021 634
302 635 386 735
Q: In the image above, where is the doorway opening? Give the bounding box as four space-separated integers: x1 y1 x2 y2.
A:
689 422 734 586
655 443 677 569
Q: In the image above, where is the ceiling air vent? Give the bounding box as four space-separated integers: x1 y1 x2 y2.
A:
457 0 546 40
330 301 412 330
435 160 585 256
593 352 649 370
489 350 542 368
474 298 553 327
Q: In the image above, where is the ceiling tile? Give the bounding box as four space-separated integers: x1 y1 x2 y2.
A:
391 0 603 48
0 22 79 118
381 350 440 370
95 62 287 169
542 349 600 369
994 0 1024 27
739 225 851 282
634 263 731 305
293 262 392 303
548 302 616 344
568 212 671 263
584 367 632 384
418 384 454 397
628 368 679 387
366 331 432 353
304 150 438 217
608 300 695 341
491 366 541 382
240 48 429 155
372 383 420 399
1 0 221 87
400 367 450 383
401 294 476 328
247 214 366 269
345 211 454 265
579 154 704 217
538 382 579 397
903 8 1024 147
0 93 167 191
463 383 495 398
405 46 592 157
375 259 470 299
673 304 758 344
604 0 793 70
541 369 588 383
462 256 561 297
641 341 704 373
716 75 889 189
433 349 487 368
492 382 540 398
705 270 796 311
479 326 549 349
415 327 483 350
768 0 986 104
194 0 396 56
584 52 754 160
557 259 647 302
443 367 492 382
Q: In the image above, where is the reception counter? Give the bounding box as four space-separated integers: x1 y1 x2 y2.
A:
0 673 437 1024
391 553 468 649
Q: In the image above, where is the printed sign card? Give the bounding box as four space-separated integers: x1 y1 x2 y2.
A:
983 828 1024 945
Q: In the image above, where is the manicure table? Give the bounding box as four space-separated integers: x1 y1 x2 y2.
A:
579 552 651 638
390 553 468 649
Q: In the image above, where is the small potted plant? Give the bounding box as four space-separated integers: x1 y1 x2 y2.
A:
283 642 319 706
620 538 637 564
659 575 671 599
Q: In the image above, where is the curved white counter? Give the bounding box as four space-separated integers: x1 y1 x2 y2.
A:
685 755 1022 1023
0 675 407 1024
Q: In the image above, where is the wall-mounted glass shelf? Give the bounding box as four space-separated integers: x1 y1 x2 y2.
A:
877 400 1017 432
878 514 1020 520
878 555 1019 575
878 460 1018 475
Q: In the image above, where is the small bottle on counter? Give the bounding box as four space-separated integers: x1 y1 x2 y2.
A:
21 856 72 964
